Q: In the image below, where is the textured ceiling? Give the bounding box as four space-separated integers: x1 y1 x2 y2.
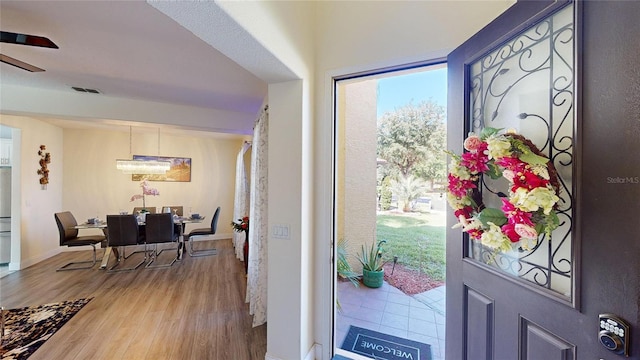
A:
0 0 269 134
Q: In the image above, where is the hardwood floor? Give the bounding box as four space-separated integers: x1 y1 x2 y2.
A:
0 239 267 360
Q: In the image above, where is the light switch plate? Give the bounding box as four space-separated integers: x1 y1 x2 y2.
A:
272 223 290 239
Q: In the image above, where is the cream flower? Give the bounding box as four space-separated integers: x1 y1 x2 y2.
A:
447 192 472 210
512 187 559 215
462 218 483 232
449 159 472 180
502 169 515 183
531 164 550 180
486 135 512 159
480 222 512 252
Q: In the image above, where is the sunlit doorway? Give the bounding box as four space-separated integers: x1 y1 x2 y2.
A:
333 62 447 360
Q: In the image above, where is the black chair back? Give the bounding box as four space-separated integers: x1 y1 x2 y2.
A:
210 207 220 233
106 215 140 247
145 213 176 244
54 211 80 245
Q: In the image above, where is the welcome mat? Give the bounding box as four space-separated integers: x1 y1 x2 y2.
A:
1 298 93 360
341 326 432 360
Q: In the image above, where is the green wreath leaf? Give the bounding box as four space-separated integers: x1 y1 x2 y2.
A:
486 162 502 179
519 151 549 166
480 127 502 140
478 208 507 227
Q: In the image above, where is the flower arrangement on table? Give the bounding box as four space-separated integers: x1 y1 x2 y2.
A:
130 179 159 213
447 127 561 253
231 216 249 233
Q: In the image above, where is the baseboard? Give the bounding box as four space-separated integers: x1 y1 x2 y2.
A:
264 353 282 360
20 247 62 270
264 343 321 360
306 343 322 360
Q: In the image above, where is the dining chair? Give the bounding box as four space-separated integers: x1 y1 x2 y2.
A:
133 206 157 214
185 207 220 257
161 206 183 216
106 214 147 272
54 211 106 271
144 213 180 268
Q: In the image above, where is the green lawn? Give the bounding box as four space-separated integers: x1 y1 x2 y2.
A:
376 212 446 281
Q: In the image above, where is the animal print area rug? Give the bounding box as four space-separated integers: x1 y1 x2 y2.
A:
1 298 92 360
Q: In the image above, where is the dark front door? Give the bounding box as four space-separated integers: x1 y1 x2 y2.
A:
446 1 640 359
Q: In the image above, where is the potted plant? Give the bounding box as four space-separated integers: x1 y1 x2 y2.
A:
130 179 159 221
337 238 359 287
356 240 387 288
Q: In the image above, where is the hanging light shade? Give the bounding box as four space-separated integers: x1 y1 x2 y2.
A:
115 159 171 174
116 126 171 174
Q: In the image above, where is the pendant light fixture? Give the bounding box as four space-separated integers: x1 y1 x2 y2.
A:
116 126 170 174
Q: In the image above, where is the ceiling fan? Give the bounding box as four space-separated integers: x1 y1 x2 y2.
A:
0 30 58 72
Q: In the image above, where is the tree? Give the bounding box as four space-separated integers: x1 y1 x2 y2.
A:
379 176 393 210
392 175 430 212
377 100 446 184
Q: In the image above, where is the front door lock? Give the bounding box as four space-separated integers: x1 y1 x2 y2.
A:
599 314 630 357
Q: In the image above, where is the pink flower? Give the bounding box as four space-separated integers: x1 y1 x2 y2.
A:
461 150 489 174
501 199 534 226
143 187 160 196
463 134 484 152
467 228 483 240
512 171 549 191
495 156 525 172
501 223 520 242
139 180 160 196
130 179 160 205
515 224 538 239
454 206 473 220
448 174 476 198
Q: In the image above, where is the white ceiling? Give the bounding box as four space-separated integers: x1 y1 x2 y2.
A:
0 0 269 136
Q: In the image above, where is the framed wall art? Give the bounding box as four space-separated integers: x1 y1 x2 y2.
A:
131 155 191 182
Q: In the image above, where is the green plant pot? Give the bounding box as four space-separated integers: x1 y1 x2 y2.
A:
362 268 384 288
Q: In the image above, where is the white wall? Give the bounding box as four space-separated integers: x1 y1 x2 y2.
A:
61 127 240 237
0 115 63 268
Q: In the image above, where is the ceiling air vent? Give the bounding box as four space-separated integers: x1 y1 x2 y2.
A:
71 86 101 94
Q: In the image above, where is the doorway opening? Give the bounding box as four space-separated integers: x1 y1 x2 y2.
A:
0 124 18 278
333 62 447 360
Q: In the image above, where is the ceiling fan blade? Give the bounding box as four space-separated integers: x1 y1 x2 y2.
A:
0 31 58 49
0 53 45 72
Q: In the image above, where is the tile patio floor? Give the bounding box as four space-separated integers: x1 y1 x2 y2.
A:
336 280 446 360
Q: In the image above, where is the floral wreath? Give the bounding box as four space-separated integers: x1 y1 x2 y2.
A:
447 127 561 252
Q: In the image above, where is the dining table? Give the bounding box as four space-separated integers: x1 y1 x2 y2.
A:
74 215 204 269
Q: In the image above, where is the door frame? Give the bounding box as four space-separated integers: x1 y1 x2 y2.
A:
328 59 448 359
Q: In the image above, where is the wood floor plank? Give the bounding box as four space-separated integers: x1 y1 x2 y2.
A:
0 239 266 360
